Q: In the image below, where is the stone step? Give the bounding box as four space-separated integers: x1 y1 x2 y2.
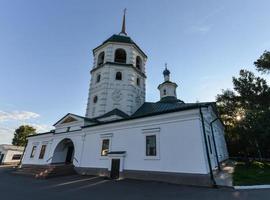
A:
16 169 53 175
19 166 55 170
14 164 76 179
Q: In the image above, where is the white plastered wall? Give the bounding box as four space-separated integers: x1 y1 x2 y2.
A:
22 108 228 175
80 109 209 174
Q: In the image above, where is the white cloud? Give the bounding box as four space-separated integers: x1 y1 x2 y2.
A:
197 6 224 24
0 123 53 145
196 76 233 102
0 110 52 144
187 6 224 35
28 123 53 133
0 127 14 144
190 25 211 34
0 110 40 122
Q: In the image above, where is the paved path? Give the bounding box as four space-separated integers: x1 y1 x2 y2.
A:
214 160 235 187
0 167 269 200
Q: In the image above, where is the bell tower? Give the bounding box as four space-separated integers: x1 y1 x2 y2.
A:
85 11 147 118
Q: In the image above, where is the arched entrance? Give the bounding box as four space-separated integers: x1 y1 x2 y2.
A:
51 138 75 164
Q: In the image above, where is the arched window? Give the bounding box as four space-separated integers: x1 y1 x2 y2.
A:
93 96 98 103
96 74 101 83
163 89 166 95
97 52 105 66
114 49 126 63
136 77 140 86
115 72 122 80
136 56 142 70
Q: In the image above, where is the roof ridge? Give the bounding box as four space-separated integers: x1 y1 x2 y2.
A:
94 108 130 120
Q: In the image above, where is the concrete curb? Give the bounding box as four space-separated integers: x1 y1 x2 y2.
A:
234 185 270 190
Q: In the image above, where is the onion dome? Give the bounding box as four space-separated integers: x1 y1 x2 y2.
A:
163 67 170 76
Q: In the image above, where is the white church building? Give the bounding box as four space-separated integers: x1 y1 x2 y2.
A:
21 13 228 186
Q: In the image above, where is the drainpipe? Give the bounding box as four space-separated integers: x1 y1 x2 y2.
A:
19 140 28 168
199 107 217 187
210 118 221 171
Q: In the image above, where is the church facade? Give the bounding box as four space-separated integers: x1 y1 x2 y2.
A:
21 13 228 186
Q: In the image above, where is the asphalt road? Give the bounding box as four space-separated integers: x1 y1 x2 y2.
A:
0 167 269 200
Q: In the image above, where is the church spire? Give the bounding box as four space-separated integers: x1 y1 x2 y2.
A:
120 8 127 36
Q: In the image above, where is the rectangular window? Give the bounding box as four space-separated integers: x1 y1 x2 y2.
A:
208 135 213 154
146 135 156 156
101 139 110 156
30 146 36 158
39 145 47 159
12 154 22 160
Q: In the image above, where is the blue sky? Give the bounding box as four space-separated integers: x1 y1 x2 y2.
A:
1 0 270 144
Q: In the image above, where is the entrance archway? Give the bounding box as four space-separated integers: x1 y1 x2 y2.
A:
51 138 75 164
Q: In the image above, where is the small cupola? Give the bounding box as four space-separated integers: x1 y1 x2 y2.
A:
158 64 182 103
163 67 170 81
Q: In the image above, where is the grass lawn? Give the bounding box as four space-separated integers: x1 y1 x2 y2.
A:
233 161 270 186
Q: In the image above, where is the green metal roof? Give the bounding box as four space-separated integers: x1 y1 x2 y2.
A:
93 34 147 58
158 96 184 103
28 102 216 138
131 102 214 118
103 34 135 44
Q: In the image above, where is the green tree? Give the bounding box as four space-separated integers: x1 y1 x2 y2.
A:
254 51 270 74
217 70 270 161
12 125 36 146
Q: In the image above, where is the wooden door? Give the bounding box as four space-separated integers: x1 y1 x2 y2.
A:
65 146 74 164
110 159 120 179
0 154 4 164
